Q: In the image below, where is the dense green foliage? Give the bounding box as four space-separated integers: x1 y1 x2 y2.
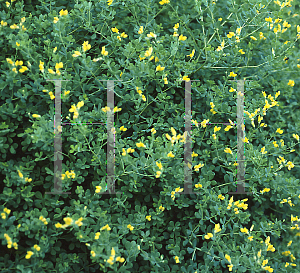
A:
0 0 300 272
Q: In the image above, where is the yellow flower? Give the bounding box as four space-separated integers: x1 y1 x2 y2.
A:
111 27 119 33
167 151 175 158
151 128 156 134
218 194 225 200
16 42 20 46
243 137 249 143
127 224 134 231
156 161 163 170
101 46 108 56
240 227 249 234
229 71 237 77
55 62 63 70
194 164 204 171
138 26 144 34
156 65 165 71
159 0 170 5
265 17 273 22
218 18 222 21
182 75 190 82
82 41 91 52
201 119 209 128
32 114 40 118
100 224 111 231
191 151 198 157
214 126 221 133
239 49 245 54
48 68 55 74
214 223 221 233
53 17 59 23
95 232 101 239
187 49 195 58
147 32 157 38
144 47 153 57
227 32 235 38
286 161 294 170
101 106 111 112
261 146 267 154
120 126 127 132
136 142 146 148
63 217 73 226
25 251 34 259
178 34 187 41
59 9 68 16
224 148 233 154
146 215 151 221
19 66 28 73
225 254 231 263
159 205 165 211
292 134 299 141
204 233 213 239
276 128 283 134
287 80 295 86
250 36 257 40
107 0 113 5
248 236 253 241
34 244 41 251
156 171 161 178
72 51 81 57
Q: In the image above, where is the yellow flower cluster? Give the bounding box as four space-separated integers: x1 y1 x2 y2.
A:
1 207 11 220
159 205 165 211
136 86 146 102
61 170 76 180
216 40 225 51
187 49 195 58
82 41 91 52
138 26 143 34
159 0 170 5
260 188 270 194
6 58 28 73
225 254 233 271
127 224 134 231
39 215 48 225
101 224 111 231
200 119 210 128
103 247 125 265
280 197 295 207
72 51 81 57
210 102 217 114
204 223 222 240
48 62 63 75
174 256 180 263
42 89 55 100
227 196 248 214
69 101 84 119
55 217 73 228
4 233 18 250
122 147 135 156
170 187 183 200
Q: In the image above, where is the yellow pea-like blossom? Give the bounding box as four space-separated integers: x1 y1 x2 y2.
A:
156 65 165 71
138 26 143 34
224 148 233 154
204 233 213 239
101 46 108 56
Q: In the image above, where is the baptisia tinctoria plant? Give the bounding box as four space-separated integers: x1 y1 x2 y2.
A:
0 0 300 272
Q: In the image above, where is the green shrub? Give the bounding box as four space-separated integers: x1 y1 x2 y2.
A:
0 0 300 272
